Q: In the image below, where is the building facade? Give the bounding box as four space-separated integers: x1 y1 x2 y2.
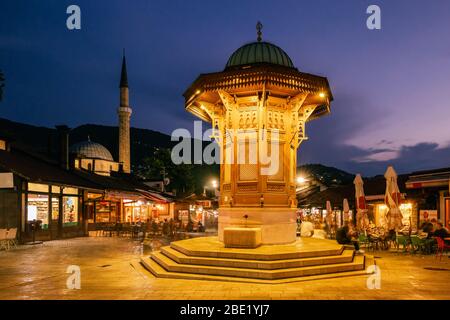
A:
0 56 174 242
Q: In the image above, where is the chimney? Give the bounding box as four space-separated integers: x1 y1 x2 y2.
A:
55 125 71 170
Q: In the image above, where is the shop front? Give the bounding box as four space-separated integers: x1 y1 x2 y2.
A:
370 201 417 230
406 168 450 229
86 190 174 229
24 182 84 241
297 206 354 229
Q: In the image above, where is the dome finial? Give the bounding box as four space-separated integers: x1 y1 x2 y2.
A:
256 21 263 42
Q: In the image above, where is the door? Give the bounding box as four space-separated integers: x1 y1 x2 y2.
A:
50 196 60 239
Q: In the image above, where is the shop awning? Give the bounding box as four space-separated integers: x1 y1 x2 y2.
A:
137 189 173 203
406 171 450 189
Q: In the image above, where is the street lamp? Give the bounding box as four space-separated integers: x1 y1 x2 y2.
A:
204 179 219 197
296 176 306 184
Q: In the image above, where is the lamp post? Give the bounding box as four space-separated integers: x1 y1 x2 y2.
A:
203 179 219 197
296 176 306 185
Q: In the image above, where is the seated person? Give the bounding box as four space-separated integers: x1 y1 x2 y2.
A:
336 222 364 254
433 222 449 239
422 221 434 238
300 218 314 237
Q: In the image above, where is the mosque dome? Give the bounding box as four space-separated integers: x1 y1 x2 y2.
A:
70 140 114 161
225 41 295 69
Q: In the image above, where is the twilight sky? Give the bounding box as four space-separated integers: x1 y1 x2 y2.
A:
1 0 450 176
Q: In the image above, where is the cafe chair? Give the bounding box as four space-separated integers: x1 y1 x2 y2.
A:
410 236 426 255
6 228 18 250
435 237 450 261
396 235 409 253
0 229 8 250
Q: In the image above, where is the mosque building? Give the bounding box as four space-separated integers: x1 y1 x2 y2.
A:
0 55 173 242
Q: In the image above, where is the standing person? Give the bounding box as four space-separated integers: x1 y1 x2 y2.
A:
336 222 364 254
151 220 158 235
162 219 169 236
168 218 175 237
187 220 193 232
144 218 152 238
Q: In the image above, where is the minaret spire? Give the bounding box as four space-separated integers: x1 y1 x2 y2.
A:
118 50 132 173
120 49 129 88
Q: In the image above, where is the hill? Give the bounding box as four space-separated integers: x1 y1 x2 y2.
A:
0 118 356 195
0 118 175 166
0 118 219 195
298 164 355 187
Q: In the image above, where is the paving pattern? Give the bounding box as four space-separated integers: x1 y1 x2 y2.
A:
0 237 449 300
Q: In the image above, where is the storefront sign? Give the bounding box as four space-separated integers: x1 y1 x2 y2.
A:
419 210 438 223
0 172 14 188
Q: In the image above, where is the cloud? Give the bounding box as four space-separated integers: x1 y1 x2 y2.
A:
301 138 450 176
352 150 400 163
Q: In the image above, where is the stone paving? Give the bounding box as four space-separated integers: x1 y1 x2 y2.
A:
0 237 449 300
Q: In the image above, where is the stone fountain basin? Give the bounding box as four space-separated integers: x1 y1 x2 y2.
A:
223 227 262 248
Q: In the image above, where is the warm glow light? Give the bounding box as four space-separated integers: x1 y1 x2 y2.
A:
200 104 206 110
196 90 201 95
211 180 218 188
297 176 306 184
319 92 326 98
400 203 412 210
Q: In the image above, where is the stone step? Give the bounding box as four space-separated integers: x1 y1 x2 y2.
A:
140 255 374 284
150 251 365 280
161 246 355 270
170 237 344 261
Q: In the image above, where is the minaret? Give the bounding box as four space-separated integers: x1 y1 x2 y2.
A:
118 53 132 173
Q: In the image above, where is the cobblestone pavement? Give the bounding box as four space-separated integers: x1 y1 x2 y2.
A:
0 237 449 300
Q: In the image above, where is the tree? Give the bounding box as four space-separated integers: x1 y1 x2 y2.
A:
0 70 4 101
138 148 196 196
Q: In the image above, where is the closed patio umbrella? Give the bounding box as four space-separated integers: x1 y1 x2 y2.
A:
354 174 369 230
343 198 350 223
325 200 333 235
326 201 333 223
384 166 403 230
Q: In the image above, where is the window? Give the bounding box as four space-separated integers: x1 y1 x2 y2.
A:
63 196 78 226
63 187 78 195
51 197 59 221
400 203 413 227
95 201 115 223
28 183 49 193
27 194 49 229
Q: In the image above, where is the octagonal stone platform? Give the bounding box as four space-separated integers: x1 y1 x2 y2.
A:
141 237 374 284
